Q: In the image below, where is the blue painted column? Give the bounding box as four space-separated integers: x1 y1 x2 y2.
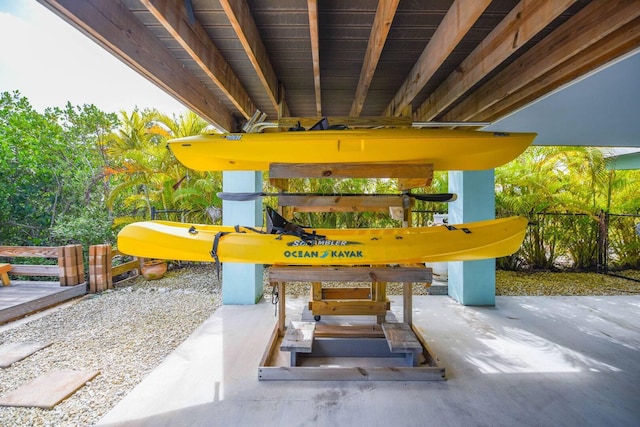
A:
221 171 263 304
447 170 496 306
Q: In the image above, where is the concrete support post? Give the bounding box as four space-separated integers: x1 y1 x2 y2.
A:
447 170 496 306
221 171 263 304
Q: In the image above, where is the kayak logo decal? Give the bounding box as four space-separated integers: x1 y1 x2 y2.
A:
287 239 361 247
283 249 364 259
223 134 242 141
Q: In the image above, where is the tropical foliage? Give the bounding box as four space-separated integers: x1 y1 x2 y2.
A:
1 90 638 271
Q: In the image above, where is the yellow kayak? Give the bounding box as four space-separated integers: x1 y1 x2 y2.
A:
117 216 528 266
167 128 536 171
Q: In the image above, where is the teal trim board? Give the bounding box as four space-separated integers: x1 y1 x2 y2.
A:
605 151 640 170
222 171 263 304
448 170 496 306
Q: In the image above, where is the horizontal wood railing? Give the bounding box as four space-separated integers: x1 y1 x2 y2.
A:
0 245 85 286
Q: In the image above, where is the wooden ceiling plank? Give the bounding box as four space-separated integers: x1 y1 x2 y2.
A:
307 0 321 116
219 0 280 114
37 0 234 131
349 0 400 117
415 0 576 122
383 0 490 118
141 0 255 119
442 0 640 123
474 18 640 124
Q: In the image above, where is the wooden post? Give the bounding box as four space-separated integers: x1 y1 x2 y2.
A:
89 244 112 293
62 245 81 286
278 281 286 335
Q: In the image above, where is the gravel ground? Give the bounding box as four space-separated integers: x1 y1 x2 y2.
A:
0 264 221 427
0 264 638 426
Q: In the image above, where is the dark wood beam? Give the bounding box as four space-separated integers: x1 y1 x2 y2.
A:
307 0 321 116
219 0 280 115
470 17 640 125
350 0 399 117
141 0 255 119
441 0 640 123
415 0 576 122
37 0 234 131
384 0 490 117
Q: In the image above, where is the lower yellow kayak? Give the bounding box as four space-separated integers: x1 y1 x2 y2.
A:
167 128 536 171
117 217 527 265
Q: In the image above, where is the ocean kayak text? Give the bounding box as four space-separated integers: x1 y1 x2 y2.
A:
283 249 364 259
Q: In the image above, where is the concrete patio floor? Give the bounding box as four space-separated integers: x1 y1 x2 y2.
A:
98 295 640 426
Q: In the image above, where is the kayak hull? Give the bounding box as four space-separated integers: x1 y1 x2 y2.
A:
117 217 528 265
167 128 536 171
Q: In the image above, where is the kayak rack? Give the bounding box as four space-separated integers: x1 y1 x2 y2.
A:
258 265 445 381
257 161 445 380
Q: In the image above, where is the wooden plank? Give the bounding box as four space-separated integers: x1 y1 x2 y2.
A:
278 281 286 335
0 246 59 258
471 17 640 124
415 0 574 121
440 0 640 123
0 341 53 368
141 0 255 119
277 116 413 129
269 163 433 179
381 323 423 353
219 0 279 111
259 365 445 381
0 283 87 325
112 259 139 278
8 265 59 277
280 321 315 353
321 287 371 300
0 263 10 286
350 0 399 116
314 324 384 338
269 266 432 283
309 300 389 316
397 177 433 191
40 0 234 131
385 0 491 117
0 369 99 409
307 0 321 116
282 195 410 213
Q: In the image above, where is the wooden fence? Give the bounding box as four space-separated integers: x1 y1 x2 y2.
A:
0 245 85 286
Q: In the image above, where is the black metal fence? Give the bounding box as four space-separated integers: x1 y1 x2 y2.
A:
413 209 640 276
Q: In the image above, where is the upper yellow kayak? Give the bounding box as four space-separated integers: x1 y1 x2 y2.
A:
167 128 536 171
117 216 528 266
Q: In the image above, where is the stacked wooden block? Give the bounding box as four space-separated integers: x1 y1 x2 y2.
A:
88 244 113 293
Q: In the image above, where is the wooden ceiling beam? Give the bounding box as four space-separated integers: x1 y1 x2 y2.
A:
349 0 399 117
141 0 255 119
37 0 234 131
383 0 490 117
307 0 321 117
471 18 640 125
219 0 280 115
415 0 576 122
441 0 640 123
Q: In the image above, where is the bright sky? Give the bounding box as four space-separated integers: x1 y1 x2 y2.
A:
0 0 189 116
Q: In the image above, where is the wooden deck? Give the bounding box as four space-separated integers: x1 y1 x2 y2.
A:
0 281 87 325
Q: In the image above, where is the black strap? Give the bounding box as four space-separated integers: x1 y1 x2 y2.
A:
210 231 229 278
445 225 472 234
265 206 325 243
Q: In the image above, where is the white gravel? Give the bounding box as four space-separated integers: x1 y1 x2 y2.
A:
0 263 222 427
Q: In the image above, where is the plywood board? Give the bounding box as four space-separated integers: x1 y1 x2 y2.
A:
0 341 53 368
0 369 99 409
381 323 423 353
